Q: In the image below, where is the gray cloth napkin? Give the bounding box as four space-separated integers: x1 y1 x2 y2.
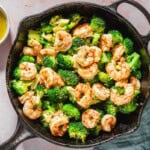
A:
95 99 150 150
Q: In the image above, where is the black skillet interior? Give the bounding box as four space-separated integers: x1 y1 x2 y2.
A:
6 2 150 148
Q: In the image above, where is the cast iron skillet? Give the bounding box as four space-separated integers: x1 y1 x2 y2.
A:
1 0 150 149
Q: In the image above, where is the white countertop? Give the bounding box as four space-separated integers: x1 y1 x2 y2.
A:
0 0 149 149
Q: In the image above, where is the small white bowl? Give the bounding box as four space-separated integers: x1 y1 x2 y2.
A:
0 5 9 44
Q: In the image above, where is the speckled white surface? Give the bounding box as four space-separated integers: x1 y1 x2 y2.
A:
0 0 149 150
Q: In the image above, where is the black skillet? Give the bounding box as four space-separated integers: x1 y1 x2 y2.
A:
1 0 150 149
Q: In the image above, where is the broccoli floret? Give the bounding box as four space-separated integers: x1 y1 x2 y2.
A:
90 124 102 136
19 56 35 64
56 53 74 69
98 71 114 87
13 67 21 79
90 16 106 33
112 86 125 95
92 33 101 46
62 104 80 120
106 101 117 116
126 52 141 71
108 30 123 45
42 55 57 69
123 38 134 54
68 13 81 30
131 70 142 79
68 122 89 143
50 15 62 25
66 86 77 103
134 89 140 98
40 22 53 33
41 106 55 128
58 69 79 86
11 80 33 95
41 33 54 43
84 37 93 46
101 52 112 64
68 37 85 55
35 85 46 98
42 100 51 110
118 101 138 114
96 109 104 119
47 87 68 102
27 29 40 46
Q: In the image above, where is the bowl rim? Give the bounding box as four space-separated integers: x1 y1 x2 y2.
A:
0 5 10 44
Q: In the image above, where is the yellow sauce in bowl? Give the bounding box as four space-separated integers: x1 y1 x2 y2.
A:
0 11 7 41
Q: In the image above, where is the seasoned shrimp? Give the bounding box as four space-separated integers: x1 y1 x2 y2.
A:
82 109 100 128
115 79 128 87
112 44 125 61
19 62 37 81
73 23 93 39
54 31 72 52
100 34 112 52
106 58 130 81
130 76 140 90
50 111 69 136
101 114 116 132
92 83 110 101
110 83 134 106
23 96 42 120
19 91 34 104
28 39 42 55
40 48 58 56
76 46 102 67
77 63 98 80
75 83 92 108
23 47 35 56
39 68 64 89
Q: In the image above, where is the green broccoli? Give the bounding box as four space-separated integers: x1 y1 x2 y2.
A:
134 89 140 98
126 52 141 71
66 86 77 103
11 80 33 95
84 37 93 46
42 100 51 110
98 71 114 87
89 124 102 136
68 13 81 30
106 101 117 116
123 38 134 54
56 53 74 69
92 33 101 46
42 55 57 69
41 33 54 43
68 122 89 143
90 16 106 33
111 86 125 95
40 22 53 33
108 30 123 45
27 29 40 46
47 87 68 102
101 52 112 64
13 67 21 79
62 104 80 120
19 56 35 64
131 70 142 79
41 106 55 128
68 37 85 55
58 69 79 86
118 101 138 114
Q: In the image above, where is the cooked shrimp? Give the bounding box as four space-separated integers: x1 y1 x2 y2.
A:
23 47 35 56
101 114 116 132
92 83 110 101
23 96 42 120
19 62 37 81
73 23 93 39
75 83 92 108
50 111 69 136
100 34 112 52
110 83 134 106
115 79 128 87
82 109 100 128
39 68 64 89
77 63 98 80
40 48 58 56
112 44 125 61
37 54 43 65
130 76 140 90
54 31 72 52
106 58 130 81
19 91 34 104
28 39 42 55
76 46 102 67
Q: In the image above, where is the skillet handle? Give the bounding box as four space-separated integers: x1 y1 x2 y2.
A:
0 118 36 150
109 0 150 49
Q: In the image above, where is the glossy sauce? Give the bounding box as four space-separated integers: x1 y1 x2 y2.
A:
0 11 7 40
